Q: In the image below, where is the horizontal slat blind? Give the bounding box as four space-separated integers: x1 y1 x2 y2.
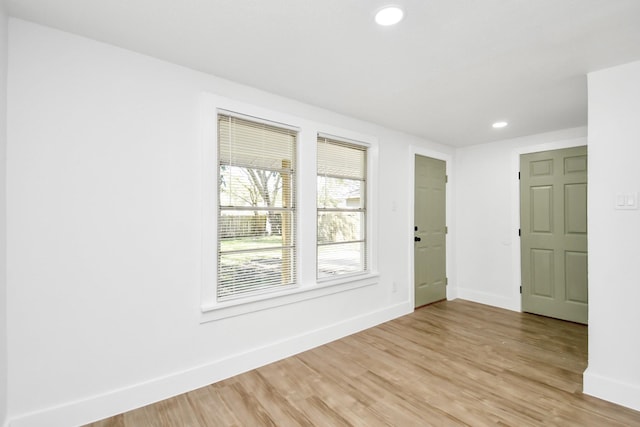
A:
317 136 367 278
317 138 366 179
218 114 296 300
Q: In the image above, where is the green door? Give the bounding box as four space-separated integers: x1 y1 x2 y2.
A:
520 146 588 324
414 155 447 307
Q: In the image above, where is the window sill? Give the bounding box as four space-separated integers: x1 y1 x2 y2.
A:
200 272 379 323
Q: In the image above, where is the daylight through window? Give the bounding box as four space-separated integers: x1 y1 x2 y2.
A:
317 136 367 278
217 114 297 300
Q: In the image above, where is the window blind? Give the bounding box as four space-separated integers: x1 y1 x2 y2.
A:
317 136 367 278
217 114 297 300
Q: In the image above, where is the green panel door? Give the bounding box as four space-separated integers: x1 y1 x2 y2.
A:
520 146 588 324
414 155 447 307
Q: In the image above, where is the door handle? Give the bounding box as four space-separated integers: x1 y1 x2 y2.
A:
414 236 421 242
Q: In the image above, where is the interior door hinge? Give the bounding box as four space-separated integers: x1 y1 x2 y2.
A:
520 285 522 294
518 228 521 237
445 226 448 234
518 171 521 180
445 277 448 286
445 175 448 183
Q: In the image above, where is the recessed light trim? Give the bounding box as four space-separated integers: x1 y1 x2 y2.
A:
492 121 508 129
375 6 404 26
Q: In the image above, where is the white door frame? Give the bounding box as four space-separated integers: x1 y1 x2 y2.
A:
409 146 454 309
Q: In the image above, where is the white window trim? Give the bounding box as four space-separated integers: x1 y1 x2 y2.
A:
200 93 379 323
316 133 373 281
216 112 298 300
314 127 378 289
201 273 379 321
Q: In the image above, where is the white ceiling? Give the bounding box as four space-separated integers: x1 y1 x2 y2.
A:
6 0 640 146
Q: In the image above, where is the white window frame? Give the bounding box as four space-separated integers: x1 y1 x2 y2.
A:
200 94 379 323
316 133 370 280
216 112 298 300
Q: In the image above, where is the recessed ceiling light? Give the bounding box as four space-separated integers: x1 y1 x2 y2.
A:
375 6 404 26
492 121 508 129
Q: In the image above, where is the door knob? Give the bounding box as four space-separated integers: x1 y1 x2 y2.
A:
414 236 421 242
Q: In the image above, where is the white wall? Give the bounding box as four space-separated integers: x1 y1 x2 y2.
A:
583 60 640 411
0 3 8 427
454 127 587 311
5 19 454 426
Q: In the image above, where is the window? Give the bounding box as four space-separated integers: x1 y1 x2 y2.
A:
201 96 379 320
217 113 297 300
317 136 367 278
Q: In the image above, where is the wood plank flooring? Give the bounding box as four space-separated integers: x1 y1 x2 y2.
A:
87 300 640 426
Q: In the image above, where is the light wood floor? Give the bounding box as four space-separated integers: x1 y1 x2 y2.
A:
87 300 640 426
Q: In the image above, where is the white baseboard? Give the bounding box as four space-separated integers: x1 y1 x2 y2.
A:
455 288 520 312
9 301 412 427
583 368 640 412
